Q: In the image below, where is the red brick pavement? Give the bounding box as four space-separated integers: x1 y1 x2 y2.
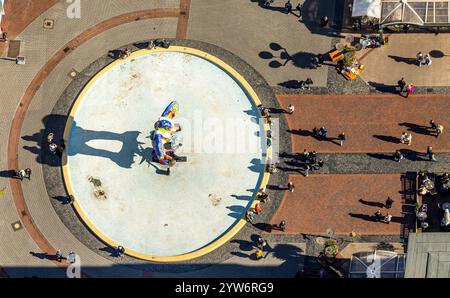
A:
268 174 405 236
276 94 450 153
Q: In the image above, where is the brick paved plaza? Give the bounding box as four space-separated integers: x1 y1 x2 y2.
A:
0 0 449 280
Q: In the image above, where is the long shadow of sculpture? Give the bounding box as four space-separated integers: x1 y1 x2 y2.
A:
22 114 150 169
68 121 144 169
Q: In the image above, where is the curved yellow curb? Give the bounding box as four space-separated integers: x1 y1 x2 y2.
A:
62 46 272 262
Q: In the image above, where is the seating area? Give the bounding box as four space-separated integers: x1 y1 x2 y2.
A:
415 172 450 232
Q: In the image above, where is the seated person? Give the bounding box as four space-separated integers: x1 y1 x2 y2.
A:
418 185 428 196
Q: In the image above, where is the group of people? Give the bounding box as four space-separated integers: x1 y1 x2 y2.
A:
301 149 324 176
394 120 444 162
48 133 66 157
14 168 31 181
416 52 432 67
397 77 415 98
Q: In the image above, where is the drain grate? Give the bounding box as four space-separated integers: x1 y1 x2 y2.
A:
43 19 55 29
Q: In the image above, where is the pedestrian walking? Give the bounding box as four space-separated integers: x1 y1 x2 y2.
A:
254 202 263 214
374 210 384 221
15 169 26 181
394 150 404 162
400 132 412 145
257 189 270 203
287 104 295 114
55 249 63 262
383 213 392 224
49 143 58 155
397 77 406 94
246 210 256 223
284 0 292 14
257 236 267 250
405 84 414 98
56 141 66 157
47 132 54 144
119 47 131 59
424 54 432 66
338 132 346 146
67 251 76 264
263 0 274 8
319 126 328 138
385 197 394 209
287 181 295 192
296 3 302 19
427 146 437 161
279 220 286 231
316 159 324 168
416 52 423 67
116 246 125 257
255 248 263 260
320 16 329 27
303 164 310 177
24 168 32 180
66 195 74 205
436 124 444 138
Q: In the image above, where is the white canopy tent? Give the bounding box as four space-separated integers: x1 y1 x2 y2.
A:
352 0 382 18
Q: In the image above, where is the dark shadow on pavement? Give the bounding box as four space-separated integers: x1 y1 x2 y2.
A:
367 153 393 161
0 170 15 178
368 81 399 94
398 122 432 135
348 213 376 222
373 134 400 144
230 239 254 251
358 198 385 208
388 55 417 65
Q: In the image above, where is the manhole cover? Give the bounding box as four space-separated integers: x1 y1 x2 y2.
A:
11 220 23 232
43 19 55 29
315 237 326 245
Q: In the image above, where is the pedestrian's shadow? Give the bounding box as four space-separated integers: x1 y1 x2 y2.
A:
230 239 255 251
227 205 247 220
373 134 400 144
29 251 51 260
99 246 120 257
367 153 393 161
348 213 376 222
251 0 287 13
278 80 301 89
388 55 417 65
398 122 432 135
400 149 429 161
0 170 15 178
368 81 399 94
358 198 385 208
287 129 313 137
